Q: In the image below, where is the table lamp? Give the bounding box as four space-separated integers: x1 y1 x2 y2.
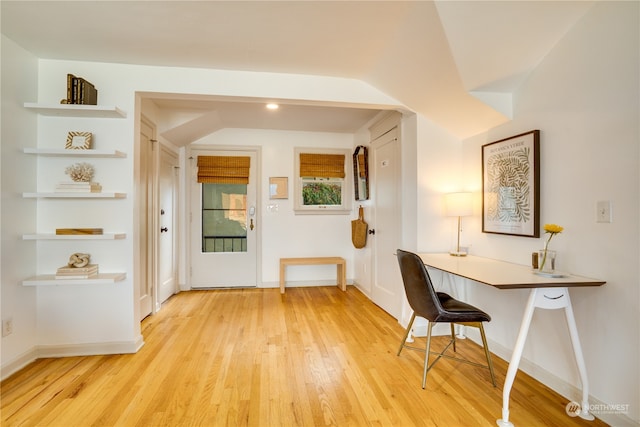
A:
445 192 473 256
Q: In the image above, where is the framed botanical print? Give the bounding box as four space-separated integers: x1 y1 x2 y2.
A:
482 130 540 237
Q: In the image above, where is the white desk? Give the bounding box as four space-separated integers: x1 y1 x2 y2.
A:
419 253 605 427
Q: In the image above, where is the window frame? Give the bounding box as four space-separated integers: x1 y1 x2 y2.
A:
294 147 352 215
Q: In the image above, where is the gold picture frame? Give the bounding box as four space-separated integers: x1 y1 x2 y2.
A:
66 132 93 150
269 177 288 199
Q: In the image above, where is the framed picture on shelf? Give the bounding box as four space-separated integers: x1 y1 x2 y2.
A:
66 132 92 150
482 130 540 237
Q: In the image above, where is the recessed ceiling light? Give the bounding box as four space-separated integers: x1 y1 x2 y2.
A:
266 103 279 110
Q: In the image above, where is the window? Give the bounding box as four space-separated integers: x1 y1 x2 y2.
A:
294 148 352 214
197 155 250 252
201 183 247 252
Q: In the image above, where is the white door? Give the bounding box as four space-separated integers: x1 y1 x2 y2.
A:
139 119 155 320
157 146 178 305
190 149 258 288
371 128 402 319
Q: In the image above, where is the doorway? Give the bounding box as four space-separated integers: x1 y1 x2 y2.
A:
139 118 155 320
157 146 179 306
139 117 180 321
189 148 259 288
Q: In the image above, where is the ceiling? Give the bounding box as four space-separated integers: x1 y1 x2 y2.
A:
1 1 595 142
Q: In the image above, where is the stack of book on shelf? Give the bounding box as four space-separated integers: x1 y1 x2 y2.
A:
56 182 102 193
56 228 103 235
65 74 98 105
56 264 99 280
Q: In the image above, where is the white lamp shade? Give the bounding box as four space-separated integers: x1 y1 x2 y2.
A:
445 192 473 217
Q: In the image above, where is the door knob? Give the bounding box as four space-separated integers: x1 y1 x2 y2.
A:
161 227 168 233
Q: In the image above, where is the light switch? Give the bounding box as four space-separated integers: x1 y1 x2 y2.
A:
596 200 612 223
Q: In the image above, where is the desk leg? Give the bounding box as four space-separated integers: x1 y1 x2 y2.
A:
453 274 468 339
497 287 593 426
497 288 538 427
564 293 594 421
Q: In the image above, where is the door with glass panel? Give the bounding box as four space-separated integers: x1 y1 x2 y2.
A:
190 149 258 288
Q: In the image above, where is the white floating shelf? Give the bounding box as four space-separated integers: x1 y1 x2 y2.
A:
23 148 127 158
22 273 127 286
23 192 127 199
24 103 126 118
23 233 126 240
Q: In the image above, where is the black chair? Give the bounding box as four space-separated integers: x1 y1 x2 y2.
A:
396 249 496 388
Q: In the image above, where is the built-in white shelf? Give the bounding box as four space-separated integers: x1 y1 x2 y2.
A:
23 148 127 158
22 233 126 240
22 273 126 286
24 103 126 118
23 192 127 199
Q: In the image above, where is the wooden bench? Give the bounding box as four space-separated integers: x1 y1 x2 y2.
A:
279 257 346 294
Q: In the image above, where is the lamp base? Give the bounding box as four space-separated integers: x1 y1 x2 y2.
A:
449 251 467 257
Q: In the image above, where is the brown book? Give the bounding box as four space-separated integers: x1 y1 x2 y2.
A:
80 79 98 105
66 74 76 104
72 77 79 104
56 228 104 235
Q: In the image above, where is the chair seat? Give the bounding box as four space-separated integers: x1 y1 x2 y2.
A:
436 292 491 323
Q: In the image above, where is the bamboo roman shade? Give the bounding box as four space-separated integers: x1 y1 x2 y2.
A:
197 156 251 184
299 153 345 178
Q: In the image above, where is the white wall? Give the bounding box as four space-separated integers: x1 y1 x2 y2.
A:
350 119 375 295
415 115 466 255
0 36 39 376
434 3 638 425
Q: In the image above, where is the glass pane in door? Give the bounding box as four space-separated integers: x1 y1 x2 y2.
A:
202 183 247 253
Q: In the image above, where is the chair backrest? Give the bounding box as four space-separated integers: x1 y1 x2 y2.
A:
396 249 444 322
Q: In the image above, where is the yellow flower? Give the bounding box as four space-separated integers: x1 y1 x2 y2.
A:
544 224 564 234
539 223 564 271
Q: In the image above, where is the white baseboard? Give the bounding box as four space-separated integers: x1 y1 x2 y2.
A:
1 346 40 381
1 336 144 381
37 335 144 358
259 280 352 289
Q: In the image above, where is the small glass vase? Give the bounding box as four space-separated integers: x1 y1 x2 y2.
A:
538 249 556 273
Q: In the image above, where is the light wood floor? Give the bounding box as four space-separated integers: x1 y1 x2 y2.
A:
1 287 607 426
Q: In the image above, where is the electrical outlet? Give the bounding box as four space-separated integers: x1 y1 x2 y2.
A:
596 200 612 223
2 317 13 337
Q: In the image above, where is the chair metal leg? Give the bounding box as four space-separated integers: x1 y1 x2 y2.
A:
450 323 456 352
397 312 416 356
422 322 434 389
479 322 497 387
400 318 495 389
